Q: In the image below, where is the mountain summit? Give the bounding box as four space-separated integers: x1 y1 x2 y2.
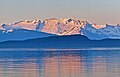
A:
0 18 120 41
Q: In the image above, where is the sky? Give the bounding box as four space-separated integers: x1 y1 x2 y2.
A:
0 0 120 24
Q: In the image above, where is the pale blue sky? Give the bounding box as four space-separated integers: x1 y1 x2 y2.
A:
0 0 120 24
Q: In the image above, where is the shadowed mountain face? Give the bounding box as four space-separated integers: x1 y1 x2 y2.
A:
0 18 120 41
0 29 55 42
0 35 120 48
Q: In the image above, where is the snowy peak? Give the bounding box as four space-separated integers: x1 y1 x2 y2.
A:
13 20 38 30
42 18 59 34
81 23 120 40
1 18 120 40
92 23 106 29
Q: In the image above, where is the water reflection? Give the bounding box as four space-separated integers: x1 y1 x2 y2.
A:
43 56 86 77
0 50 119 77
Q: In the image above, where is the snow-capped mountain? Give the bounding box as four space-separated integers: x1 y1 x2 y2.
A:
100 24 120 39
0 24 55 42
81 23 120 40
1 18 120 41
80 22 108 40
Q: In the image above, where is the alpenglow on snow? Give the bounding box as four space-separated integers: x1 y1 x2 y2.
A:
0 18 120 42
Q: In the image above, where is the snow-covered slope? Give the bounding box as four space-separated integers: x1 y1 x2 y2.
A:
80 22 108 40
4 18 85 35
92 23 106 29
1 18 120 41
13 20 38 30
0 24 55 42
81 23 120 40
100 25 120 38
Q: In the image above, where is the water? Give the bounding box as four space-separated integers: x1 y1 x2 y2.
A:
0 48 120 77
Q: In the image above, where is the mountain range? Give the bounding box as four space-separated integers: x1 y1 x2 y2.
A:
0 18 120 42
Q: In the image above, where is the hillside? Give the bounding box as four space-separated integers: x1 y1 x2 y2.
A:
0 35 120 48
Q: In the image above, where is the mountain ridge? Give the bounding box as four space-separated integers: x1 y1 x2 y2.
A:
0 18 120 41
0 35 120 48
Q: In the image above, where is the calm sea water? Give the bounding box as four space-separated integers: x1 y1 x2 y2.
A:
0 48 119 77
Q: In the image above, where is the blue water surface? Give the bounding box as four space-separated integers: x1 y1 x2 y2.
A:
0 48 119 77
